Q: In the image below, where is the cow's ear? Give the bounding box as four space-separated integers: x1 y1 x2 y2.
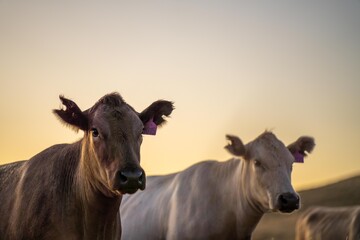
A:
53 95 89 132
287 136 315 163
225 135 246 157
139 100 174 135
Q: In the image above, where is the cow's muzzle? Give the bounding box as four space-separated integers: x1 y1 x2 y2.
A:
116 168 146 194
277 192 300 213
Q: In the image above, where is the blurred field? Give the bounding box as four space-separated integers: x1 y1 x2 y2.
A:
253 175 360 240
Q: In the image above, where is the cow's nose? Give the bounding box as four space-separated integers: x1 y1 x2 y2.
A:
117 169 146 194
278 192 300 213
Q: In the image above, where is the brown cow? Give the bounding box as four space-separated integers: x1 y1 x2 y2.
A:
295 206 360 240
0 92 174 240
120 132 315 240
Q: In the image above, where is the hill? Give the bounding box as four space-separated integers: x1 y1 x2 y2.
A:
253 175 360 240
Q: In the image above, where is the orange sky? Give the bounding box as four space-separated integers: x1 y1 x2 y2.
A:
0 1 359 190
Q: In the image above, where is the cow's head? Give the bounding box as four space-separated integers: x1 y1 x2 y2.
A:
225 132 315 213
53 93 174 195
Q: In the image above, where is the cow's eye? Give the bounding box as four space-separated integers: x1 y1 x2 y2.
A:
254 160 262 168
91 128 99 138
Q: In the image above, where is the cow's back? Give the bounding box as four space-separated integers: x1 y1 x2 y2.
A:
0 143 81 239
0 161 27 236
0 160 26 193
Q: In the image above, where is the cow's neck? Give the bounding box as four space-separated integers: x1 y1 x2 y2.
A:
75 139 122 239
229 159 264 237
80 192 121 240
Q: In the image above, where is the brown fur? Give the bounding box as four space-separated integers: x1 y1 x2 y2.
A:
0 92 174 240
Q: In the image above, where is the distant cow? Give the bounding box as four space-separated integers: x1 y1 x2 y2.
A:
0 92 174 240
295 206 360 240
120 131 315 240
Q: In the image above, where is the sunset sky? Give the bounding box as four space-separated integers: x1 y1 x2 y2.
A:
1 1 359 190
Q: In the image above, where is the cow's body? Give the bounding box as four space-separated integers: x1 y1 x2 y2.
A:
121 132 315 240
0 93 174 240
295 206 360 240
122 159 264 240
0 143 121 240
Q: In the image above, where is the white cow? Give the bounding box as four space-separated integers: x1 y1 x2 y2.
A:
296 206 360 240
121 131 315 240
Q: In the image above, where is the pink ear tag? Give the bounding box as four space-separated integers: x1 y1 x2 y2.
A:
293 152 304 163
142 118 157 135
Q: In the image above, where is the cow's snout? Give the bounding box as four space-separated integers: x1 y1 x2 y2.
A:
277 192 300 213
116 168 146 194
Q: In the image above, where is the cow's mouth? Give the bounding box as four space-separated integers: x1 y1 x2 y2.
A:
121 188 140 195
115 181 146 195
279 207 298 213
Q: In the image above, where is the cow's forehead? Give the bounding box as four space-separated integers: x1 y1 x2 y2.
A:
249 132 292 163
90 103 143 132
119 105 143 129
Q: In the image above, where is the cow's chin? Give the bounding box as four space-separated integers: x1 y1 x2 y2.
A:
265 207 297 214
113 185 141 195
266 204 299 214
121 188 140 195
278 208 298 214
274 202 300 214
